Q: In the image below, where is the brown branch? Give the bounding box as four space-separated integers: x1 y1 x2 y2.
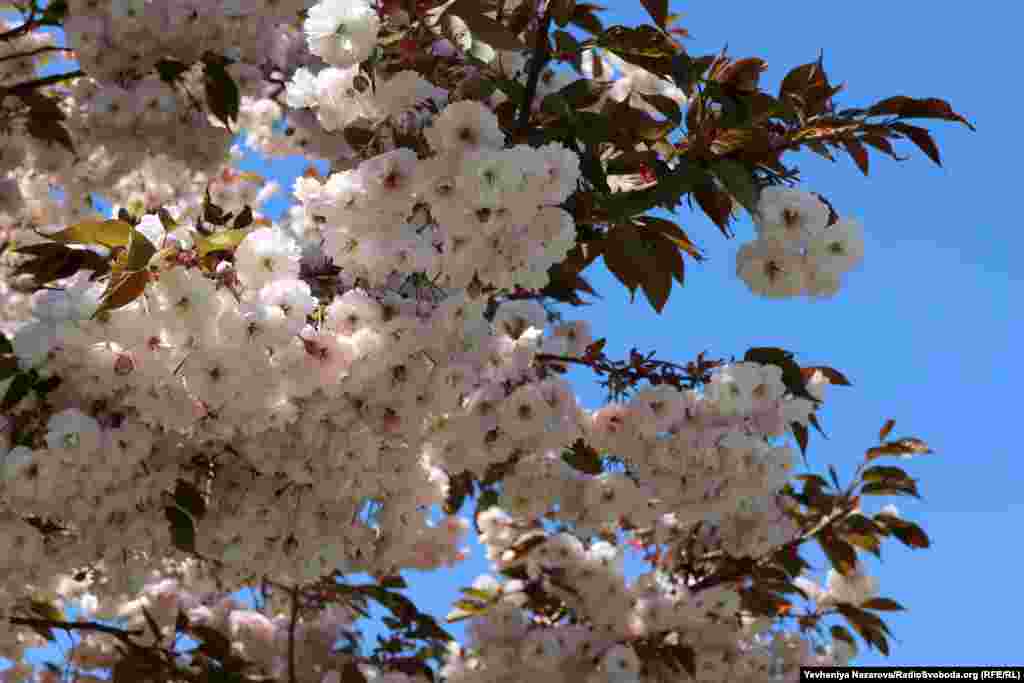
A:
515 8 552 134
0 3 38 43
288 585 299 683
2 69 85 94
688 498 858 595
0 45 73 63
8 617 144 648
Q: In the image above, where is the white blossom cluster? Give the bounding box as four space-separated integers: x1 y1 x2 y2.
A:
0 0 880 679
736 187 866 299
438 519 855 683
290 104 581 291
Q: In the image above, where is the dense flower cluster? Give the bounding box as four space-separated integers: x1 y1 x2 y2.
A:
736 187 866 299
0 0 898 681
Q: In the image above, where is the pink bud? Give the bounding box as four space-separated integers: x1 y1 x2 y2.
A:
114 352 135 376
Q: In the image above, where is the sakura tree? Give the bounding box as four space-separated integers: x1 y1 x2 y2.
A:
0 0 969 681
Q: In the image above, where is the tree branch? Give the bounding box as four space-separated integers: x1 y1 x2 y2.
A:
288 585 299 683
2 69 85 94
8 617 144 647
0 3 38 43
515 8 552 134
687 499 858 595
0 45 73 64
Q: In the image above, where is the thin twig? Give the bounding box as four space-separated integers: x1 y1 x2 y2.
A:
0 45 73 63
288 585 299 683
0 2 38 43
8 617 144 648
2 69 85 94
515 7 553 134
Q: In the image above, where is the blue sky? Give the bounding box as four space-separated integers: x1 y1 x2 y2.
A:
3 0 1022 675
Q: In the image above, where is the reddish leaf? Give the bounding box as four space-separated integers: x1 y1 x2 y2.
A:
93 271 149 318
791 421 809 461
860 597 906 612
861 134 904 160
651 232 686 287
640 252 673 313
891 122 942 167
866 437 933 461
875 514 930 549
842 137 869 175
636 216 704 261
639 0 668 27
803 365 853 386
602 225 643 297
570 4 604 35
836 604 892 656
693 184 734 237
879 419 896 442
868 96 975 131
818 531 857 576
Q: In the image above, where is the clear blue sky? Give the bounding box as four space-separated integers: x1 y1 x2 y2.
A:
3 0 1021 675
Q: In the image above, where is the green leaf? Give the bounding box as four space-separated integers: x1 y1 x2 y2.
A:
2 372 35 412
126 229 157 271
459 587 495 602
195 229 251 258
445 607 479 623
0 333 12 356
45 219 134 249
